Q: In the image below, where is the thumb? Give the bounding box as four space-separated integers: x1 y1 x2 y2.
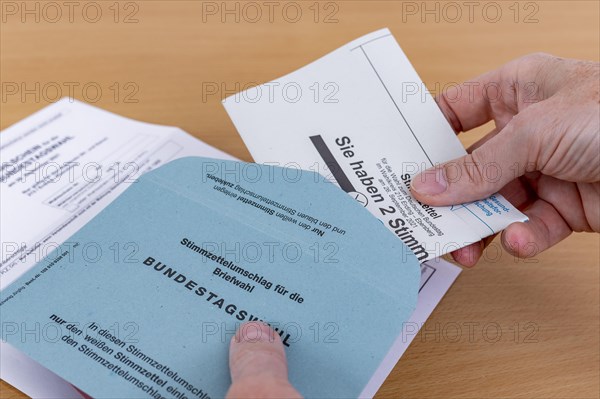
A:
227 322 302 399
411 116 532 206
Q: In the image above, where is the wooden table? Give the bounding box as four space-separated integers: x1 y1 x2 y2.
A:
1 1 598 397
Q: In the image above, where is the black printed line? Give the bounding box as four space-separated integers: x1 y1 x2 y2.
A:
309 135 356 193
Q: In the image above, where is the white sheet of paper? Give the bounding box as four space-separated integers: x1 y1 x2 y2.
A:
1 343 83 399
0 98 234 291
223 28 527 263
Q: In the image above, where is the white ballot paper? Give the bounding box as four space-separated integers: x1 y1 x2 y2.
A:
224 28 527 262
2 99 459 398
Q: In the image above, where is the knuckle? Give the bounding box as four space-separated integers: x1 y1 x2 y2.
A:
512 105 551 172
522 52 558 66
468 151 490 184
456 152 489 188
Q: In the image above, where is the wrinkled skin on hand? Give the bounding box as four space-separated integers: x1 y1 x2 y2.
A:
411 53 599 266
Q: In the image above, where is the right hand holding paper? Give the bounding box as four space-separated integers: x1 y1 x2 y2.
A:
223 28 528 262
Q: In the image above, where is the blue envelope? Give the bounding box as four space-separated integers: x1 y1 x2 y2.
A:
1 157 419 398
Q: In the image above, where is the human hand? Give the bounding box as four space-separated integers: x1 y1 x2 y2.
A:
410 53 599 266
226 322 302 399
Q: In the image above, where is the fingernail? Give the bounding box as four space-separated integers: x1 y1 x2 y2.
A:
412 168 447 195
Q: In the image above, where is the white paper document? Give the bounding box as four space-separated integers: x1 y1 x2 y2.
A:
223 28 527 263
0 99 233 291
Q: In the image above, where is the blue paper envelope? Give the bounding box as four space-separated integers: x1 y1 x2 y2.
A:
1 157 420 398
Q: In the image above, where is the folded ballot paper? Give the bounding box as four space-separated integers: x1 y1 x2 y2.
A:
223 28 528 262
1 99 459 399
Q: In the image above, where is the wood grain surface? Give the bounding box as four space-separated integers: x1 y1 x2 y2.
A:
1 1 598 398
